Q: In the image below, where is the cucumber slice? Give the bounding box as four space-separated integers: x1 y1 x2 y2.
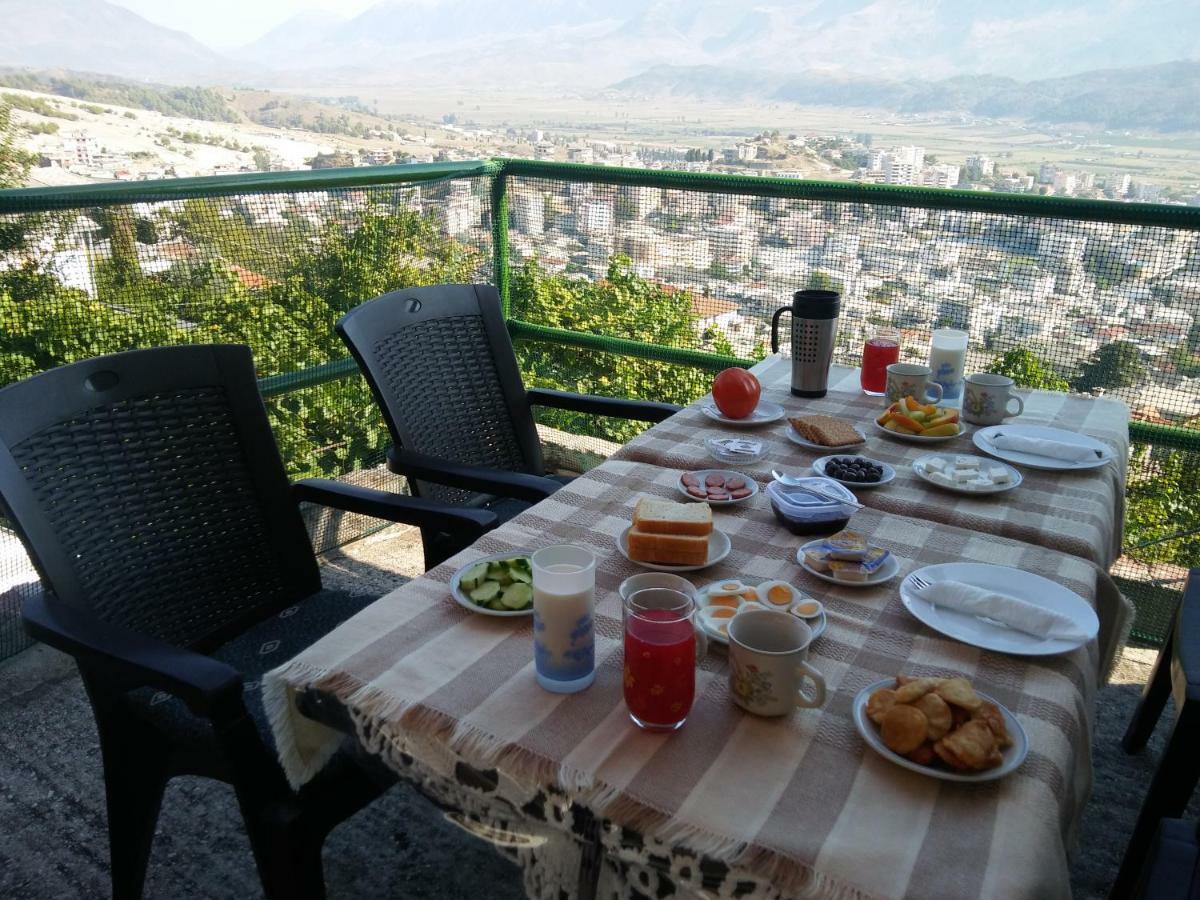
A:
487 598 509 611
500 583 533 610
468 581 501 604
508 566 532 584
460 563 489 591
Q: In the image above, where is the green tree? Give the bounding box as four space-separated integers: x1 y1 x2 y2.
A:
986 348 1070 391
807 270 844 294
0 102 36 188
1073 340 1147 392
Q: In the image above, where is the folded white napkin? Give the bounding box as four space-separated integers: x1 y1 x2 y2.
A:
914 580 1091 642
990 432 1100 462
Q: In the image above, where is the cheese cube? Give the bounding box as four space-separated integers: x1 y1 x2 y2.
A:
952 468 975 482
929 471 954 486
955 455 980 469
988 467 1011 484
925 456 947 472
969 477 993 488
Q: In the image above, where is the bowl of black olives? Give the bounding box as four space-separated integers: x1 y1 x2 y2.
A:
813 455 895 488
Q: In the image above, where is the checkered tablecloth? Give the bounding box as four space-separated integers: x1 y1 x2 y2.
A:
613 357 1130 568
266 457 1131 900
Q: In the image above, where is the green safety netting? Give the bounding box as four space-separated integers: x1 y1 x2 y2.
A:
1 159 1199 658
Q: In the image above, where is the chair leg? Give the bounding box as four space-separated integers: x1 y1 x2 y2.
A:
1111 701 1200 899
98 726 170 900
238 801 327 900
1123 625 1175 753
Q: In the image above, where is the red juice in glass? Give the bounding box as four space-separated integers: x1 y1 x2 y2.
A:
624 608 696 731
861 328 901 395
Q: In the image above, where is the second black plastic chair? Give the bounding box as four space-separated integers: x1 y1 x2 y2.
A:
336 283 680 566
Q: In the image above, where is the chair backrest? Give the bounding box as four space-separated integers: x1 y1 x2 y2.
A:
336 283 543 504
0 345 321 651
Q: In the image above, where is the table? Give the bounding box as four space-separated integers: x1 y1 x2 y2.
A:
614 357 1130 569
266 444 1132 898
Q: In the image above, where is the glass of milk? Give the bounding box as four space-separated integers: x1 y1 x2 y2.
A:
928 328 968 402
531 545 596 693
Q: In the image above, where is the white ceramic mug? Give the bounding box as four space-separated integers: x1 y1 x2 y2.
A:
728 610 826 716
963 373 1025 426
885 363 944 406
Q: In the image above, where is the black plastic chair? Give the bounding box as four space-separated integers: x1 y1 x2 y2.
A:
1114 568 1200 898
1132 817 1200 899
336 283 680 565
0 345 498 900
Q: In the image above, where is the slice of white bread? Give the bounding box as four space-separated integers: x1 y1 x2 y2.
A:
632 497 713 536
627 527 710 567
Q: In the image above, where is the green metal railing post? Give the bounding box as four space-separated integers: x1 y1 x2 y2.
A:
491 171 511 317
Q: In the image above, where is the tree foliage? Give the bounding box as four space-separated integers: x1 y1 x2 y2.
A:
986 347 1070 392
0 102 36 188
1074 340 1147 392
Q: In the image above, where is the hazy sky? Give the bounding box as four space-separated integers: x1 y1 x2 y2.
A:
110 1 380 50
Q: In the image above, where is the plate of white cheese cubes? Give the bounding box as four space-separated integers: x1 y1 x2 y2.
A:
911 453 1023 495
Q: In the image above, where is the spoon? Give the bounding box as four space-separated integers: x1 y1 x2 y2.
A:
771 470 865 509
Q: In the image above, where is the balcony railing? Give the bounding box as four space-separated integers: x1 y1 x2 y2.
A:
1 158 1198 657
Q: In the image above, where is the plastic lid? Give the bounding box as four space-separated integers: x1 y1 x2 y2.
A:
792 289 840 319
767 478 857 520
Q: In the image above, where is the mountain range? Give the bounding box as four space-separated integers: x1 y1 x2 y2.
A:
0 0 1197 130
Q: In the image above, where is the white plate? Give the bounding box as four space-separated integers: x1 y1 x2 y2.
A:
796 540 900 587
872 419 967 444
812 455 896 489
852 678 1029 783
973 425 1114 471
617 527 732 573
911 453 1023 496
677 469 760 506
899 563 1099 655
696 581 826 645
785 424 867 452
450 552 535 618
701 400 785 427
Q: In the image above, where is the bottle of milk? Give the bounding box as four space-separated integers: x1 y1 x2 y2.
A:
928 328 968 403
531 545 596 694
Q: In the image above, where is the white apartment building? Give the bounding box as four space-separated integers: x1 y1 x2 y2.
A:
736 143 759 161
1052 171 1077 194
885 160 919 185
577 200 614 238
566 145 594 164
514 192 545 236
923 165 960 188
965 155 995 179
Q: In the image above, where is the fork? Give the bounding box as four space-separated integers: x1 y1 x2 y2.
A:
908 574 931 591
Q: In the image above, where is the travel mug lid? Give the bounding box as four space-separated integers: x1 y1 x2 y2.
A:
793 289 840 319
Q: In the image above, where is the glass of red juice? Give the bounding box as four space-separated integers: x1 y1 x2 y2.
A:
623 588 707 731
861 327 901 395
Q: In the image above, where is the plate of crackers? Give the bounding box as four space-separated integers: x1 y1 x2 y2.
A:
852 674 1028 782
785 415 867 451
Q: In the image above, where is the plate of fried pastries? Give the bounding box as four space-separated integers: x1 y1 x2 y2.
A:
852 674 1028 782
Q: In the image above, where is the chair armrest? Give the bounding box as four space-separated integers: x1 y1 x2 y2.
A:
21 592 242 714
292 479 499 538
387 446 562 504
527 388 680 423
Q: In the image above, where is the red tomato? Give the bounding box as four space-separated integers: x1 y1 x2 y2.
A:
712 368 761 419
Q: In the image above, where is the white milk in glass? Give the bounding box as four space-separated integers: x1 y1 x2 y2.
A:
929 328 968 402
531 547 596 693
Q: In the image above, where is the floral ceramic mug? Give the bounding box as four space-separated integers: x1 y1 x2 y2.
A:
885 363 944 406
963 373 1025 426
728 610 825 716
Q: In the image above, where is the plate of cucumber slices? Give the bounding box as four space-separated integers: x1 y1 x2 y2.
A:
451 552 535 616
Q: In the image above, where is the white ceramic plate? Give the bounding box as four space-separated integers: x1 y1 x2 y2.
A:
784 424 867 452
617 527 732 573
696 581 826 645
872 420 967 444
899 563 1099 655
911 453 1023 496
796 540 900 587
973 425 1114 471
852 678 1029 783
450 552 535 618
677 469 760 506
812 455 896 489
701 400 785 427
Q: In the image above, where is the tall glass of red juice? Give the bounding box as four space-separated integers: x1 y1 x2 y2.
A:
623 589 705 731
861 327 901 395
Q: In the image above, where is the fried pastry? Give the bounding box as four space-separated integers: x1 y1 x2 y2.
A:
936 676 983 712
935 720 997 771
894 677 942 704
914 692 953 741
971 700 1013 749
867 688 897 725
881 704 929 755
907 742 937 766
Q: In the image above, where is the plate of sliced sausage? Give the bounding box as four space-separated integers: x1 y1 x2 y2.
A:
677 470 760 506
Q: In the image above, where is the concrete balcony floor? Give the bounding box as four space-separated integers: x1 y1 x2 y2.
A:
0 521 1182 898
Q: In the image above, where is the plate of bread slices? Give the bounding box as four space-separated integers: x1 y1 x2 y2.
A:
618 497 731 572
